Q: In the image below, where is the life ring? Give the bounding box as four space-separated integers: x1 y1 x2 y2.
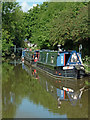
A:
11 53 15 58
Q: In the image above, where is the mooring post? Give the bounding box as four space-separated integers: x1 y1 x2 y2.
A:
14 45 16 53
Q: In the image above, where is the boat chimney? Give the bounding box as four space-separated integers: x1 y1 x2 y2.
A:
57 44 62 52
79 44 82 53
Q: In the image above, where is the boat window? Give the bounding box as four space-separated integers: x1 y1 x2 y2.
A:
77 53 82 64
46 53 49 63
70 53 78 63
65 54 70 65
51 56 54 64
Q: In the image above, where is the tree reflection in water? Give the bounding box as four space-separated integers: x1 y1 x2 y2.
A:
2 62 89 118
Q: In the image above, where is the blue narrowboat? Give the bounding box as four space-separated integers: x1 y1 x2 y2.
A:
22 49 39 64
37 50 86 79
22 49 86 79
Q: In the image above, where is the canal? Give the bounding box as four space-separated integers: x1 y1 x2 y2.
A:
2 59 89 118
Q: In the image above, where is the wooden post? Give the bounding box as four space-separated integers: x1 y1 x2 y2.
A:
14 45 16 53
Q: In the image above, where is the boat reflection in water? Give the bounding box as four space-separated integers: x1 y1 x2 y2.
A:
22 63 89 109
2 61 89 118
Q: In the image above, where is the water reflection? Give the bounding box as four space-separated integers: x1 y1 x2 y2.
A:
2 61 89 118
22 63 89 117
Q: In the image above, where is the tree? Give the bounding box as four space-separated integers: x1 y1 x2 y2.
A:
2 29 14 56
24 2 88 56
2 2 25 56
48 3 88 55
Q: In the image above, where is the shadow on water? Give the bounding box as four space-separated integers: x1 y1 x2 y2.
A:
2 59 89 118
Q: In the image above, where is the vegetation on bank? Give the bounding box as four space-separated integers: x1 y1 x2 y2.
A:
2 2 89 59
83 56 90 73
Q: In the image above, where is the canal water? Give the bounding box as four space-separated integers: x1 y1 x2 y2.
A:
2 59 89 118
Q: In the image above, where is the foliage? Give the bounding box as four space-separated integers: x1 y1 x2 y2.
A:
2 29 14 56
2 2 25 56
2 2 89 57
23 2 89 57
83 55 90 62
83 56 90 72
49 3 88 49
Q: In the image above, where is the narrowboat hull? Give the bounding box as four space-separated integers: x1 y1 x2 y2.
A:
24 58 86 79
36 62 86 79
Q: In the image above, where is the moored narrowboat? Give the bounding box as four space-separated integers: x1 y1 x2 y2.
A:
22 48 86 79
37 50 85 79
22 48 39 65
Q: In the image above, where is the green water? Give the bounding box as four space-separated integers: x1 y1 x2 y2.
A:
2 60 89 118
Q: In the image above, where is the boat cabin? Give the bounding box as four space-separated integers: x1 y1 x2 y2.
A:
38 50 82 67
57 50 82 66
